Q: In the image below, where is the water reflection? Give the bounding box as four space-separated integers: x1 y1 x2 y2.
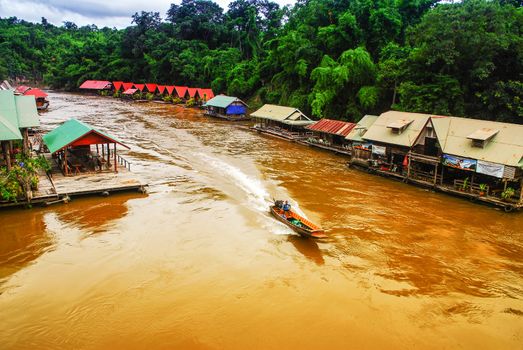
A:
55 192 147 235
287 235 325 265
0 209 53 283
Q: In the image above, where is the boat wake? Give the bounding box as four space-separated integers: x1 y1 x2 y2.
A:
196 153 272 211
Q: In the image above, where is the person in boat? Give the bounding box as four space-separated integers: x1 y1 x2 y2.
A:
282 201 291 217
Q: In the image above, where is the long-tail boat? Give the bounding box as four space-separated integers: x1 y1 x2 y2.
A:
270 200 327 239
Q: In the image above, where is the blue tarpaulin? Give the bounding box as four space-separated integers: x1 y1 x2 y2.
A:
226 105 246 115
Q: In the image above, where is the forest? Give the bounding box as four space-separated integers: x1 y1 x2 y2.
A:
0 0 522 123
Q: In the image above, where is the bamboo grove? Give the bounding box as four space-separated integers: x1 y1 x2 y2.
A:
0 0 522 123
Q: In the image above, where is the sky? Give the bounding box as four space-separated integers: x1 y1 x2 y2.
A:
0 0 295 29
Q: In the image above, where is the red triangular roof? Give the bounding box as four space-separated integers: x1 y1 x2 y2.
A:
174 86 188 98
157 85 166 94
113 81 123 91
122 82 134 91
24 88 48 98
133 83 145 91
79 80 111 89
145 83 157 93
187 88 198 98
199 88 214 101
165 86 175 95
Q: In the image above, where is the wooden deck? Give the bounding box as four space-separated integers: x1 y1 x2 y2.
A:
298 140 352 156
0 154 147 209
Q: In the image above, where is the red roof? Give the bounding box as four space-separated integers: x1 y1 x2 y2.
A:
113 81 123 91
15 85 31 94
123 88 138 95
122 82 134 91
187 88 199 98
306 119 356 137
157 85 166 94
174 86 188 98
133 83 145 91
24 88 48 98
165 86 175 95
79 80 111 89
198 88 214 100
145 83 157 93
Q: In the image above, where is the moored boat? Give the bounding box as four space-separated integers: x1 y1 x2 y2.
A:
270 200 326 239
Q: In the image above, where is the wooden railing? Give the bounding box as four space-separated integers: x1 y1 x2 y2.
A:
117 155 131 171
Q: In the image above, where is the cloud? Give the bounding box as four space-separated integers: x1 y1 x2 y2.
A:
0 0 295 28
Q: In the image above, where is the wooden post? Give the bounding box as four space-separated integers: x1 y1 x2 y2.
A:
2 141 12 171
64 148 68 176
434 163 438 186
114 143 117 173
407 153 411 179
96 144 99 155
22 128 29 156
520 178 523 204
101 144 105 158
106 143 110 166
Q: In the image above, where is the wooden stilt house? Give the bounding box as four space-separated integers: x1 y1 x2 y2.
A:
305 119 356 154
345 115 379 166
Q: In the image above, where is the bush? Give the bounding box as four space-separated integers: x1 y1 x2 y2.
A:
172 97 183 104
162 95 173 103
113 90 121 98
185 98 196 107
146 92 154 101
0 154 50 202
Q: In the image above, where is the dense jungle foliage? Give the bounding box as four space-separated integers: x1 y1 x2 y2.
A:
0 0 522 123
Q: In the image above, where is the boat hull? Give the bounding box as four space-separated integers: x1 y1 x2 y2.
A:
270 206 326 239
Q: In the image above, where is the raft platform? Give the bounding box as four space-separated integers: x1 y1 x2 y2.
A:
0 155 147 209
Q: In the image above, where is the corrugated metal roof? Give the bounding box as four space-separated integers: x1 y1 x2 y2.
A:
145 83 157 93
24 88 48 98
307 119 356 137
432 117 523 167
43 119 129 154
174 86 187 97
79 80 111 89
251 104 314 126
362 111 432 147
0 90 23 141
203 95 246 108
112 81 123 91
123 88 138 95
15 95 39 128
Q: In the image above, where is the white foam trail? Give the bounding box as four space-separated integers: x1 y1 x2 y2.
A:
197 153 271 211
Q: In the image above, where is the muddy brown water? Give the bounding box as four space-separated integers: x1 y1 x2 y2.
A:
1 93 522 349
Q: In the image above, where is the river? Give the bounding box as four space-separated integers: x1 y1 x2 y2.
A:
1 92 522 349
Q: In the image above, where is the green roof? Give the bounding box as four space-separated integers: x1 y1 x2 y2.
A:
203 95 246 108
15 95 40 128
0 90 23 141
43 119 128 154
